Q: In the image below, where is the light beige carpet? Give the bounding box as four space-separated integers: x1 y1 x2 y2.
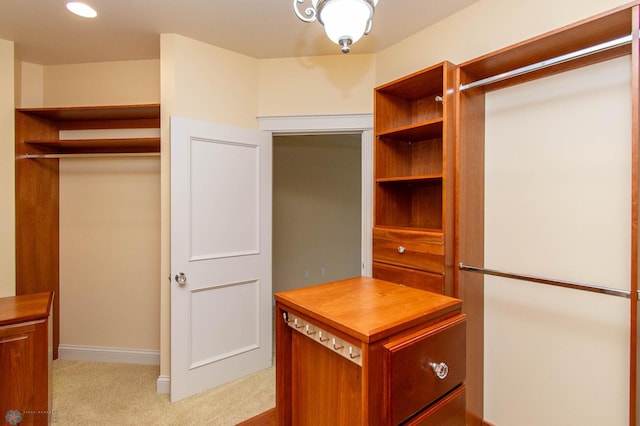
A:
52 359 275 425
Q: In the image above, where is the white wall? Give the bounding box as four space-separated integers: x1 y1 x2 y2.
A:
484 57 631 425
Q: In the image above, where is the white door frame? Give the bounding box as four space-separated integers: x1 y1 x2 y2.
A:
258 114 373 276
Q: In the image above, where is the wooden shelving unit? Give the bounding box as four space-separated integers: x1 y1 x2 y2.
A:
17 104 160 156
455 4 640 424
372 62 456 296
14 103 160 358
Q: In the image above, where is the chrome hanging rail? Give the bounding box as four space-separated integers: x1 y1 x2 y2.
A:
24 152 160 159
458 263 635 299
459 34 633 92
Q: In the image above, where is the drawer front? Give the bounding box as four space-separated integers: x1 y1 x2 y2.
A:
372 262 444 294
385 314 466 425
373 228 444 273
403 385 466 426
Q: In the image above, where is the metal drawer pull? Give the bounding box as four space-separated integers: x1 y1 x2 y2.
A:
430 362 449 379
397 245 405 254
349 346 361 359
332 338 344 351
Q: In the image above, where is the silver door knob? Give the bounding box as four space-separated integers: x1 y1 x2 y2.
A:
175 272 187 286
397 245 405 254
430 362 449 379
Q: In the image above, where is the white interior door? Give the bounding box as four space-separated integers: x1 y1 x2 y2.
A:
170 116 272 402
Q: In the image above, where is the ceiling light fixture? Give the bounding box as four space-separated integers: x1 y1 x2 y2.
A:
66 2 98 18
294 0 378 54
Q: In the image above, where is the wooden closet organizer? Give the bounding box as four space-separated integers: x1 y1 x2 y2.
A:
15 104 160 357
372 62 456 297
455 3 640 424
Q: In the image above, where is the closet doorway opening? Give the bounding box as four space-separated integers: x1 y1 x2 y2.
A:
273 134 362 294
259 113 374 295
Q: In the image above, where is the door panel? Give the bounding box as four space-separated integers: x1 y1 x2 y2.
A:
189 138 259 259
189 280 260 367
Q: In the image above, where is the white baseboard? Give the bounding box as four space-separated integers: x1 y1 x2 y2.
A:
58 344 160 365
156 375 170 394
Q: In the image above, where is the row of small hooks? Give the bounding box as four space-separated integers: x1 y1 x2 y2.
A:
282 311 362 366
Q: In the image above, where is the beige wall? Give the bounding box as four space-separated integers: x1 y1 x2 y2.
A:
258 54 375 116
59 158 160 350
0 39 15 297
165 34 260 127
375 0 631 85
18 62 43 108
44 60 159 107
17 60 162 353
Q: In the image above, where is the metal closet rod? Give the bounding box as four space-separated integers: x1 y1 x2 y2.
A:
25 152 160 159
459 34 633 92
458 263 636 300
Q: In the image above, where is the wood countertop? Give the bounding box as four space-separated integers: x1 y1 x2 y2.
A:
0 292 54 326
274 276 461 343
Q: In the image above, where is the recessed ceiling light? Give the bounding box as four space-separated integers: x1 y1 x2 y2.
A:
66 2 97 18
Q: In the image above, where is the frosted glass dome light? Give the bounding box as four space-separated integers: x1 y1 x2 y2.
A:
294 0 378 53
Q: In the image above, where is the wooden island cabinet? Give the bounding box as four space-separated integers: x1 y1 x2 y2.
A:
0 292 54 425
275 277 466 425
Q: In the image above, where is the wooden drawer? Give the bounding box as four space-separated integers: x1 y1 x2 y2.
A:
385 314 466 425
373 227 444 273
372 262 444 294
404 385 466 426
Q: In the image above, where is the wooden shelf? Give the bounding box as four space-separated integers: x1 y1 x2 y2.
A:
376 174 443 184
377 118 443 140
374 224 444 233
17 104 161 155
376 63 445 100
25 137 160 154
16 104 160 121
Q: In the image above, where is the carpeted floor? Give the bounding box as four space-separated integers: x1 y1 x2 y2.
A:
52 359 275 425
